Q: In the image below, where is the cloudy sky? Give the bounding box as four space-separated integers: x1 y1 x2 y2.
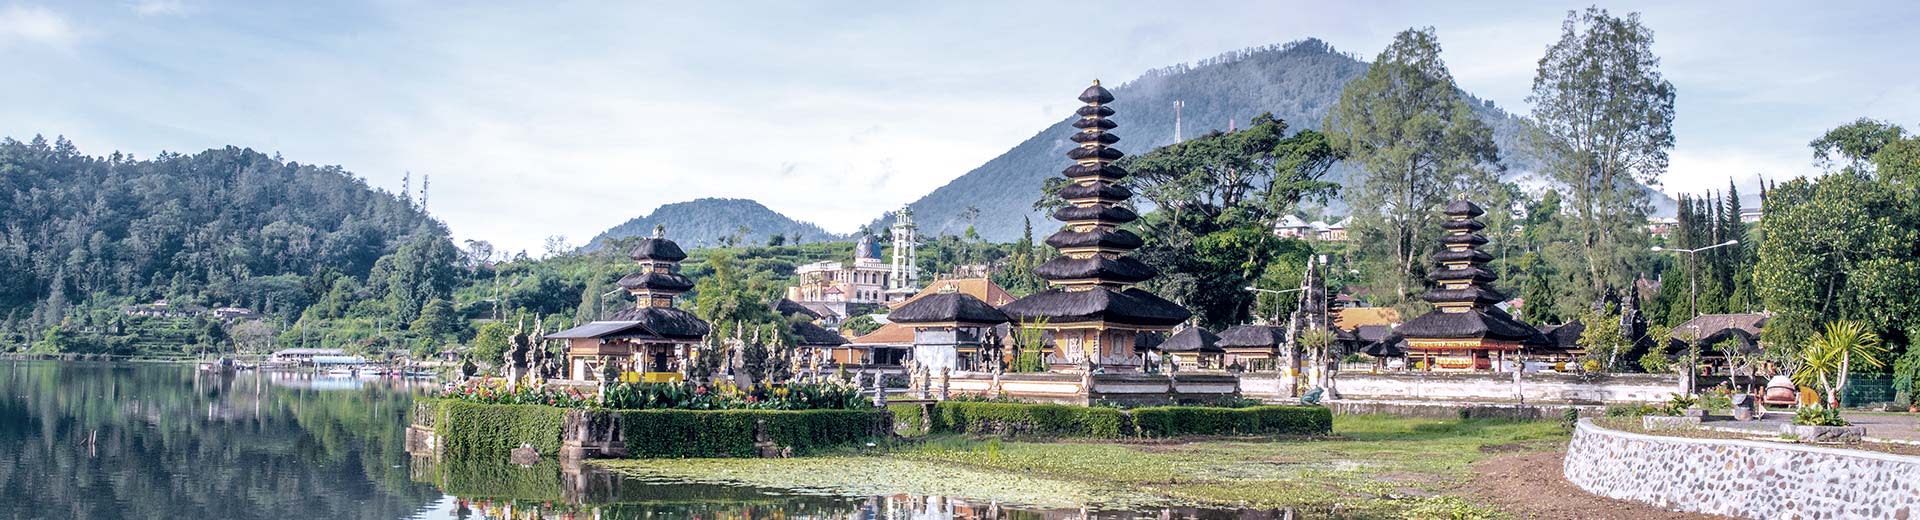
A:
3 1 1915 253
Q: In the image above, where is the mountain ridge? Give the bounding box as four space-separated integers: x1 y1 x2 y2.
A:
583 197 842 250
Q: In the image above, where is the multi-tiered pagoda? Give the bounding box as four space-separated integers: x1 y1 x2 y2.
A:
1001 80 1191 371
552 228 711 382
1393 199 1544 371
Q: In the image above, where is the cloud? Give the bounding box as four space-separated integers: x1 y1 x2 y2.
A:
0 4 77 48
129 0 186 16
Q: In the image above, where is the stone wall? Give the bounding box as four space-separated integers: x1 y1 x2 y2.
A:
1278 371 1679 404
1564 419 1920 520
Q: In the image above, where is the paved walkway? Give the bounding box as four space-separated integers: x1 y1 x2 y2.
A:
1710 410 1920 443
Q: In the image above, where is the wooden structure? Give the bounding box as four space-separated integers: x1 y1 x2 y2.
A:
550 229 710 383
1217 324 1286 370
889 286 1010 373
1393 199 1547 371
1000 80 1191 372
1159 326 1225 370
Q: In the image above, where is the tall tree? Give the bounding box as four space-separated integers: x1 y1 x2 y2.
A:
1528 7 1675 302
1323 27 1500 307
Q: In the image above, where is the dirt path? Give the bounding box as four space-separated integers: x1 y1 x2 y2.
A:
1463 450 1734 520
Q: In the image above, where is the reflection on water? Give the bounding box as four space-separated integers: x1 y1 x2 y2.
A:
0 360 442 519
407 457 1305 520
4 361 1299 520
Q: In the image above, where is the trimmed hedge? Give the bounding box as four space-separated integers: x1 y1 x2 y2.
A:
1130 405 1331 437
889 403 928 436
620 409 890 458
434 399 568 459
929 401 1129 438
915 402 1332 439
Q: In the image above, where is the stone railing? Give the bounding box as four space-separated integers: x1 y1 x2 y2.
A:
1564 419 1920 519
1327 371 1678 404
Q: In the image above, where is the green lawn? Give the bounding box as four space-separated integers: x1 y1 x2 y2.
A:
595 414 1570 519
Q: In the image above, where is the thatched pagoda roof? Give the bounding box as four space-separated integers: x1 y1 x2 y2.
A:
887 291 1009 325
1001 287 1190 327
1158 327 1223 353
616 271 694 292
790 321 849 347
1217 324 1287 348
628 237 687 262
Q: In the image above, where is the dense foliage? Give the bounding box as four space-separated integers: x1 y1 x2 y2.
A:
620 409 889 458
1324 27 1501 309
426 399 569 459
927 401 1129 439
1129 405 1333 438
0 138 451 354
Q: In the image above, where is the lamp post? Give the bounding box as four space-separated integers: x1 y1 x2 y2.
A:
1651 240 1740 318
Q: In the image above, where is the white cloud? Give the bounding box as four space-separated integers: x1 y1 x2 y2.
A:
129 0 186 16
0 4 77 48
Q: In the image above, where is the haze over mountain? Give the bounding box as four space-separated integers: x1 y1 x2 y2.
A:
591 38 1679 246
871 39 1679 242
584 198 840 251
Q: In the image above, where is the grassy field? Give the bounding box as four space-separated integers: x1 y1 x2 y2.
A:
595 414 1570 519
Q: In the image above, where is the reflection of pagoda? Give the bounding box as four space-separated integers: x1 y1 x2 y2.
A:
551 228 711 382
1393 199 1545 371
1000 80 1191 371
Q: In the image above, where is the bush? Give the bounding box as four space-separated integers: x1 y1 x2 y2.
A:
1603 403 1663 418
433 399 568 459
929 401 1128 438
1792 405 1850 427
1130 405 1331 437
620 409 889 458
889 403 928 437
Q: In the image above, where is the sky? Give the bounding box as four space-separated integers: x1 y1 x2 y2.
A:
2 1 1916 254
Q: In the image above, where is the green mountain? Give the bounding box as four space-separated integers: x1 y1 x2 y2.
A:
870 38 1667 242
0 136 443 321
585 197 840 251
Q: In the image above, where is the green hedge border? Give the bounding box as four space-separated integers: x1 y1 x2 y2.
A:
896 401 1331 439
431 399 568 459
619 409 890 458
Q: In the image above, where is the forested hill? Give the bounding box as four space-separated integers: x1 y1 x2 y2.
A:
868 38 1648 242
584 197 840 251
0 136 444 322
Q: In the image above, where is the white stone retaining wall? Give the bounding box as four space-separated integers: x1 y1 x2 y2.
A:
1564 419 1920 520
1307 372 1679 404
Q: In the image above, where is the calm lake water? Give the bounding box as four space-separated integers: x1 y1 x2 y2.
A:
0 361 1287 520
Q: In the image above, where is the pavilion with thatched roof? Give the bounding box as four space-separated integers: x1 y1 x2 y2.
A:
890 286 1010 373
551 228 711 383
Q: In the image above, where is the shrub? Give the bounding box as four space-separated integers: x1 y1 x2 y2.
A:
1130 405 1331 437
1792 405 1850 427
929 401 1128 438
620 409 889 458
1603 403 1663 418
889 403 928 437
433 399 568 459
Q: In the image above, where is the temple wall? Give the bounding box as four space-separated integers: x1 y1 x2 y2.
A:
1564 419 1920 520
939 372 1238 406
1318 371 1679 404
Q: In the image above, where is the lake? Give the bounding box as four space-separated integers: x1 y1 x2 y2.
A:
0 361 1285 520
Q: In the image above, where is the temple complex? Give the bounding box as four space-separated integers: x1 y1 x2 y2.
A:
889 285 1010 373
1391 199 1547 371
1000 80 1192 371
786 233 896 308
550 229 711 383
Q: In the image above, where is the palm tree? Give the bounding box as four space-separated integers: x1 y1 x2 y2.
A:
1792 321 1888 408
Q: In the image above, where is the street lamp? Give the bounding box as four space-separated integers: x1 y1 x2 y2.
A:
1651 240 1739 318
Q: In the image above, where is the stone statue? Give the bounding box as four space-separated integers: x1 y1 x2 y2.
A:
936 367 950 401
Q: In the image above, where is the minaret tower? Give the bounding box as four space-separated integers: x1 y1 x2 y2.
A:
889 207 918 291
1173 100 1185 142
